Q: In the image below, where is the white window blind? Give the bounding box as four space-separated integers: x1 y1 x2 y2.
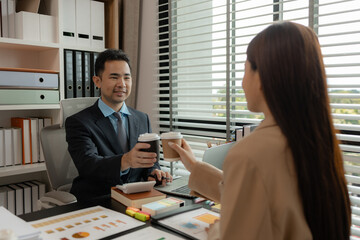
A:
156 1 360 236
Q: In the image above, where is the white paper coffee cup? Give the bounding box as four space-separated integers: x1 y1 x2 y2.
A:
161 132 183 162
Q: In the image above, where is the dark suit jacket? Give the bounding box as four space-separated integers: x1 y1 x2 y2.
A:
65 100 160 201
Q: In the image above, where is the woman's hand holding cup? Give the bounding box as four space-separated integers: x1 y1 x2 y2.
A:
168 138 197 173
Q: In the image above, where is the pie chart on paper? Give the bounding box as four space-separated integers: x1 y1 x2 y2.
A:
72 232 90 238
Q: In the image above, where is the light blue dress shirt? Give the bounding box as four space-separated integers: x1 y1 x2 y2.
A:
98 98 132 176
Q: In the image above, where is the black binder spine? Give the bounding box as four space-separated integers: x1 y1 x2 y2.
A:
74 51 83 98
90 52 100 97
83 52 91 97
64 50 74 98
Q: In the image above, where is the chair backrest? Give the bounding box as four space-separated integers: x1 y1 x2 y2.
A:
60 97 99 128
41 97 98 191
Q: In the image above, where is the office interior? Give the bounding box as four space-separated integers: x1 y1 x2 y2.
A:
0 0 359 239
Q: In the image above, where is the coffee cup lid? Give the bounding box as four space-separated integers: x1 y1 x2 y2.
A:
138 133 160 141
160 132 183 139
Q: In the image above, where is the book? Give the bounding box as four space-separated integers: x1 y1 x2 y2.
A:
29 118 39 163
4 186 15 214
111 187 166 209
17 183 31 214
4 128 13 166
31 180 45 200
24 181 39 212
8 184 23 215
12 127 22 165
0 186 7 208
11 117 31 164
0 128 4 167
38 118 45 162
141 197 185 216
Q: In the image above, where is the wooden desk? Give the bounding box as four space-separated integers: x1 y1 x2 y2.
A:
19 194 196 239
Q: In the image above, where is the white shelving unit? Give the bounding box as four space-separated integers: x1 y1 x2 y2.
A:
0 163 47 178
0 0 110 189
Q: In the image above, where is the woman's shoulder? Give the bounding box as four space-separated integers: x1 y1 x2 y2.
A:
239 124 285 152
225 124 290 170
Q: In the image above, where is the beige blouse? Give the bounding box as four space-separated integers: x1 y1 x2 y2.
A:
188 118 312 240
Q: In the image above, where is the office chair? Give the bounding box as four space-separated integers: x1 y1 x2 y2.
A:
39 97 98 209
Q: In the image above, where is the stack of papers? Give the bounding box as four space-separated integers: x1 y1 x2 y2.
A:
0 207 41 240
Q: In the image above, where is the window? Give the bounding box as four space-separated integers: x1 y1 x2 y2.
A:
157 0 360 236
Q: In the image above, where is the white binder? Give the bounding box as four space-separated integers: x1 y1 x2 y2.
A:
4 186 15 214
0 186 7 208
90 0 105 49
76 0 91 47
7 0 15 38
24 181 39 212
12 128 22 165
1 0 9 38
0 129 4 167
31 180 45 201
4 128 13 166
29 118 39 163
17 183 31 214
8 184 23 215
62 0 76 45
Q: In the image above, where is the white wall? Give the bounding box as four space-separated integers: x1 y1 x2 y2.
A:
137 0 159 133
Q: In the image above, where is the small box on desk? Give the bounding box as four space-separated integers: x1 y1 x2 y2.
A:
15 11 40 41
141 197 185 216
111 187 165 209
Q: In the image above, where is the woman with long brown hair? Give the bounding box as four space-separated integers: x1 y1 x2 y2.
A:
169 22 351 239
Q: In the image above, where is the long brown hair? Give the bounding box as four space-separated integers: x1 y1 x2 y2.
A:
247 22 351 239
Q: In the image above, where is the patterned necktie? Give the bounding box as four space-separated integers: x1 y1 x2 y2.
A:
114 112 129 152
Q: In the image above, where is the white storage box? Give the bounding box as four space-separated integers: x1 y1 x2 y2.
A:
39 14 56 43
15 11 40 41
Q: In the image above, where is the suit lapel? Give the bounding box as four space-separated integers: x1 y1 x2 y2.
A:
91 103 123 154
128 112 139 149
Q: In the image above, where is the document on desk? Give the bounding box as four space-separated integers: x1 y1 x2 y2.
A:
29 206 144 240
154 207 220 240
114 226 185 239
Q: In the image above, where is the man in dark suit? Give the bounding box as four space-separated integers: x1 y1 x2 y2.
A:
65 49 171 201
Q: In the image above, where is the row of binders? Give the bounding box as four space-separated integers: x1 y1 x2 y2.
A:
63 0 105 48
0 0 56 42
0 68 60 105
0 180 45 215
0 117 52 167
65 49 100 98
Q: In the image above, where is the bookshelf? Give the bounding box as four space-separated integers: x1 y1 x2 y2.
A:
0 163 46 178
0 0 115 190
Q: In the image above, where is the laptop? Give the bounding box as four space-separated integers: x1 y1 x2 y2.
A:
155 142 235 198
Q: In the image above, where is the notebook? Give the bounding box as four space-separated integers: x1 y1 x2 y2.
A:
155 142 235 198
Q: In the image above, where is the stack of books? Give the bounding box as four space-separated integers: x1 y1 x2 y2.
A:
111 187 166 209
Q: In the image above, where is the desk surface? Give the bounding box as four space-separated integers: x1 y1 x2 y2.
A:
20 194 198 240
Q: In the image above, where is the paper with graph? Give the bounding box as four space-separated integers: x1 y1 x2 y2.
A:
29 206 144 240
158 208 220 240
